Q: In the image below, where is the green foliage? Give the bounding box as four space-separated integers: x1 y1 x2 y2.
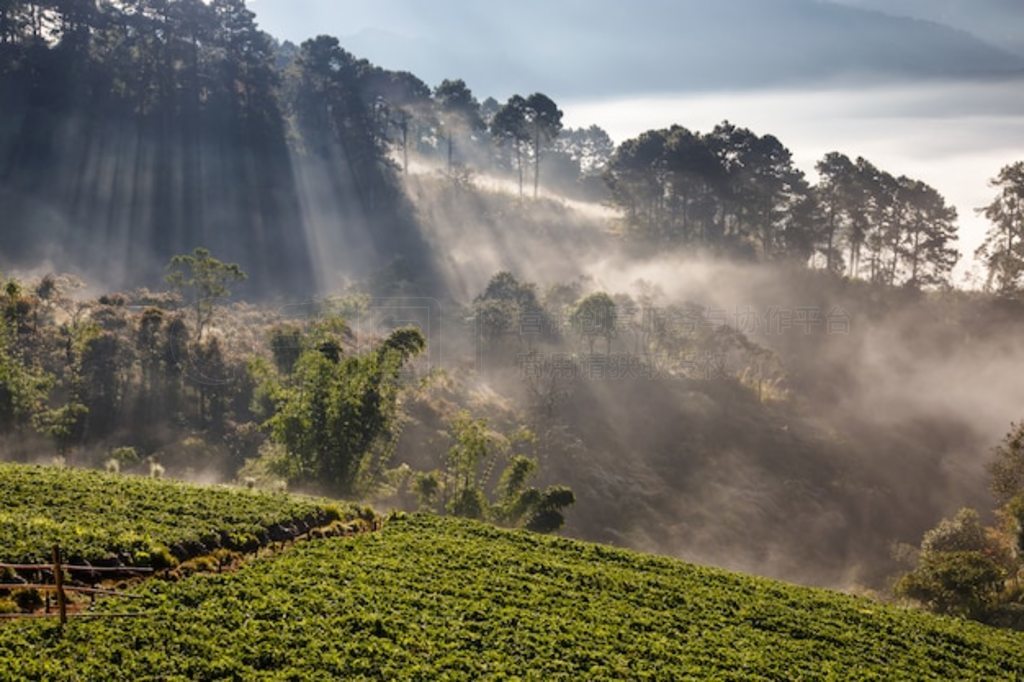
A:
523 92 564 198
319 294 372 322
606 126 958 284
264 327 425 495
896 551 1005 618
434 78 484 175
990 421 1024 505
920 508 988 554
557 125 615 175
443 411 492 518
491 95 530 195
473 271 552 351
524 485 576 534
896 507 1008 620
378 326 427 360
2 515 1024 678
0 314 51 433
473 298 518 344
268 324 303 375
479 271 536 305
32 401 88 456
571 292 617 353
105 446 139 473
976 162 1024 295
493 456 573 532
496 454 537 508
109 446 140 468
237 441 294 490
165 248 247 341
1002 495 1024 555
192 336 231 430
0 463 349 566
411 470 440 511
76 330 128 437
489 92 564 197
897 422 1024 626
440 413 574 532
449 486 487 520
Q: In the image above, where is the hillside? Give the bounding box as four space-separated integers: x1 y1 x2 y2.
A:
2 0 1024 663
833 0 1024 57
0 464 363 568
2 511 1023 678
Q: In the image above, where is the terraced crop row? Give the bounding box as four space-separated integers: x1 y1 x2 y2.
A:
0 463 358 568
2 514 1023 679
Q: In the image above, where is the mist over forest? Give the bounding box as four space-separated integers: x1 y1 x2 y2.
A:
3 0 1024 632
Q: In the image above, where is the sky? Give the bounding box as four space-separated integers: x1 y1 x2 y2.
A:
248 0 1022 98
561 80 1024 284
247 0 1024 280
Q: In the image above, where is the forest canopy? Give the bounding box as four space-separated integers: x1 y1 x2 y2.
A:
2 0 1024 637
6 1 1021 295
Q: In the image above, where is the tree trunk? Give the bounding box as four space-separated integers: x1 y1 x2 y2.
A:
401 118 409 174
681 188 690 241
825 201 836 271
516 143 523 198
889 210 903 286
533 129 541 198
1007 204 1016 261
910 229 921 286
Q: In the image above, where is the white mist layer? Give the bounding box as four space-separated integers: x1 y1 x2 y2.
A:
562 78 1024 285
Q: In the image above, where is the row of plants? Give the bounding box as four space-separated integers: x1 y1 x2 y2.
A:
0 463 357 568
1 514 1022 678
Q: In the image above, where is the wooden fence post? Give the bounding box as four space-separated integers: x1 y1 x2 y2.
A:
52 545 66 628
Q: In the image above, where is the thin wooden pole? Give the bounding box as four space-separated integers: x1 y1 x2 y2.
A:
52 545 66 628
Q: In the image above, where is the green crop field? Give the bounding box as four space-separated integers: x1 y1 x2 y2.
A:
0 463 353 568
1 513 1023 679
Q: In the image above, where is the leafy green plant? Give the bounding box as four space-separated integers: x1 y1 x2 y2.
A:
440 414 574 532
896 551 1005 618
2 515 1023 679
165 248 247 343
0 463 355 566
263 326 425 495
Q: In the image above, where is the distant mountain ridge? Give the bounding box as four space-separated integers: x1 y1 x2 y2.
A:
297 0 1024 97
831 0 1024 57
